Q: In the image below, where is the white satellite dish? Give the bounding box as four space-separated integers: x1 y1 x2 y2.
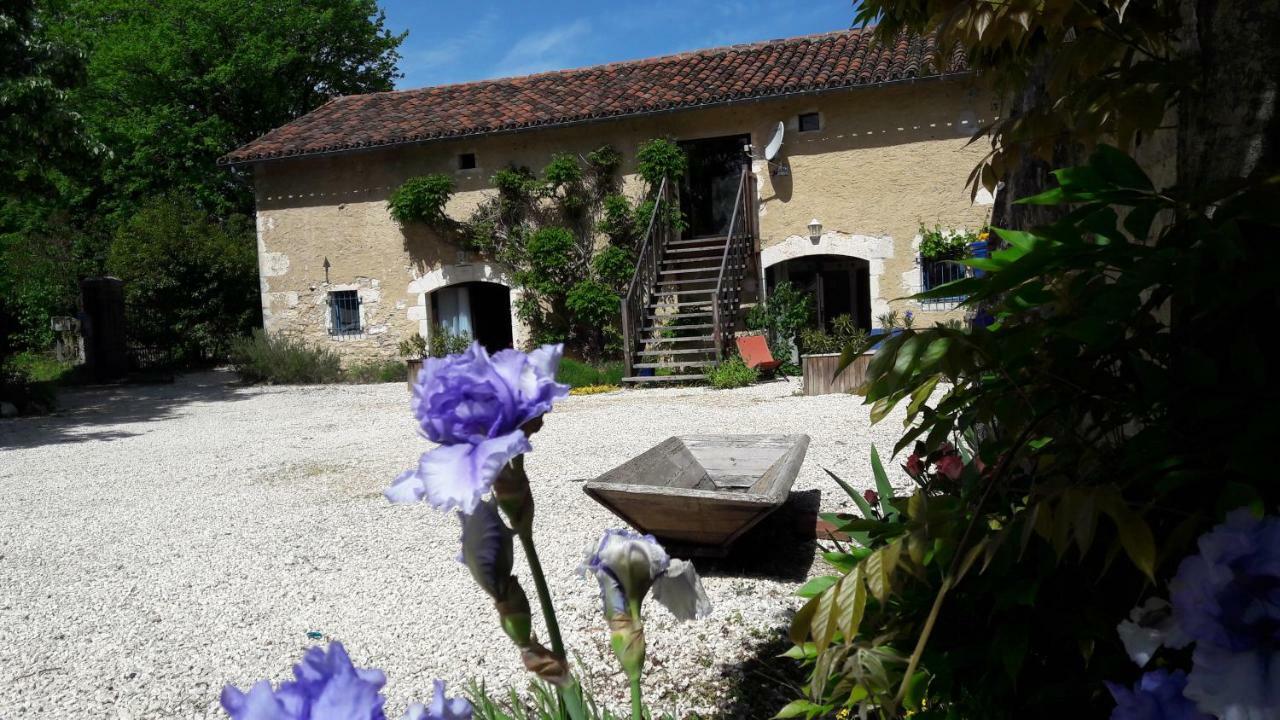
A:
764 121 785 160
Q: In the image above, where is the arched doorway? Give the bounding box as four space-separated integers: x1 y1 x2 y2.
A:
430 281 514 353
766 254 872 331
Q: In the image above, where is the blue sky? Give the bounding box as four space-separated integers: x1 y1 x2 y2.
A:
379 1 858 90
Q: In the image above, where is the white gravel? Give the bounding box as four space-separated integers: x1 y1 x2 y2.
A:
0 371 912 719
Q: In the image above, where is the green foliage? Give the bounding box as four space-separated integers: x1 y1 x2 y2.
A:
635 138 687 191
543 153 583 188
707 355 759 389
565 280 618 330
388 174 455 226
556 357 624 388
343 358 405 384
592 245 634 290
786 146 1280 718
0 0 96 198
428 326 472 358
522 227 578 295
466 678 674 720
397 332 427 359
597 194 635 247
745 282 812 365
229 330 341 385
52 0 404 220
918 225 979 260
107 195 259 363
799 314 870 355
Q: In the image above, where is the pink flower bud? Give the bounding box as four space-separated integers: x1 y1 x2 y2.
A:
863 489 880 505
936 454 963 481
904 454 924 477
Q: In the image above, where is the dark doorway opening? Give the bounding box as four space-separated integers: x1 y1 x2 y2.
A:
430 281 514 354
766 255 872 331
678 134 751 239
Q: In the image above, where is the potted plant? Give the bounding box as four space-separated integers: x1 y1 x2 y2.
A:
398 332 427 388
799 314 874 396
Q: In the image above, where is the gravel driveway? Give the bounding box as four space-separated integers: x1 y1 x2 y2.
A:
0 371 911 719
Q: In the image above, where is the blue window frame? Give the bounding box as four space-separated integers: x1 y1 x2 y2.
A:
329 290 361 336
920 240 989 308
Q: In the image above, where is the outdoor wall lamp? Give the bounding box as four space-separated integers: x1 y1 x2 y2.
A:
808 218 823 242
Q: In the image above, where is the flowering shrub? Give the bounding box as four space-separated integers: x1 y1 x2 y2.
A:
785 145 1280 719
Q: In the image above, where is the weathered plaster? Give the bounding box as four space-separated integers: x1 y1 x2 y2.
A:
249 77 996 362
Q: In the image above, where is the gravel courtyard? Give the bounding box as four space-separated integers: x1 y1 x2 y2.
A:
0 371 910 719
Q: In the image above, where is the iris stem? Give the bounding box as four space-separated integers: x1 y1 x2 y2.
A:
629 672 644 720
517 526 566 658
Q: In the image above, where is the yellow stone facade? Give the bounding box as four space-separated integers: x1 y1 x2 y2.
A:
250 77 997 363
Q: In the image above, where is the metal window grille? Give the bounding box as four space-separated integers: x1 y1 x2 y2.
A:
329 290 361 336
919 241 990 310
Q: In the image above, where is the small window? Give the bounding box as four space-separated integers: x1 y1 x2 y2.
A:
920 241 989 308
329 290 361 336
798 112 821 132
458 152 477 170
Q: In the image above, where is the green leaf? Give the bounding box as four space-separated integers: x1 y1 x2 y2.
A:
863 542 902 603
773 699 821 719
789 595 818 646
835 567 867 642
823 468 876 519
869 446 896 516
1098 491 1157 580
811 584 839 652
903 671 932 712
796 575 838 599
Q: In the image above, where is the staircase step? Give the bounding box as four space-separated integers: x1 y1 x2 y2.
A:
660 267 722 276
642 322 715 331
661 257 723 267
640 334 715 344
667 237 726 247
655 288 714 295
665 246 724 256
648 300 715 309
635 348 716 357
644 311 712 320
631 360 718 369
657 279 717 288
621 374 708 383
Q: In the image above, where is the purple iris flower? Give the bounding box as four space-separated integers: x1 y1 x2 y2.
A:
402 680 473 720
386 343 568 513
1106 670 1210 720
220 642 387 720
581 529 711 621
1169 509 1280 719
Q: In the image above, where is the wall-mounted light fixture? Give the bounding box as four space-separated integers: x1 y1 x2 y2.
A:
808 218 823 242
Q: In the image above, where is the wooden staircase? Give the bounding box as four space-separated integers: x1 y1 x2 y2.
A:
620 168 757 385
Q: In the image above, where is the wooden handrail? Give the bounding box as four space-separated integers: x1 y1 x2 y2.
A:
620 178 670 379
711 166 755 361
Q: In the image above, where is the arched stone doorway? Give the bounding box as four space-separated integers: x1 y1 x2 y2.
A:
430 281 513 353
406 262 528 352
759 232 894 330
767 254 872 330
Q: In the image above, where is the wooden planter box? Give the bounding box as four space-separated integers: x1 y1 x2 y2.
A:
801 352 873 396
406 358 424 390
584 434 810 556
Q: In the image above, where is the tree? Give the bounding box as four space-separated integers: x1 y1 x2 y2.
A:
106 196 259 364
51 0 405 220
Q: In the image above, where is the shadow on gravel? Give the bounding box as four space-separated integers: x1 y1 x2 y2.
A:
698 489 820 582
706 624 808 720
0 370 250 449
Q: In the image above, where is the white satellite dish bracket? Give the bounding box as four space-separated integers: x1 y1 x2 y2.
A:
763 121 788 176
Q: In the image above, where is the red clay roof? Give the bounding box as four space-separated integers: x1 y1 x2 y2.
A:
222 28 967 165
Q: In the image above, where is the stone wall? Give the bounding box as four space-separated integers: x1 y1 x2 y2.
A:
251 77 997 363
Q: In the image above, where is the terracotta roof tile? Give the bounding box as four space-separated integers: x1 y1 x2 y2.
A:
222 28 967 165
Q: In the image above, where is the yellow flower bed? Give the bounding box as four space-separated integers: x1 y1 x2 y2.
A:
569 384 620 396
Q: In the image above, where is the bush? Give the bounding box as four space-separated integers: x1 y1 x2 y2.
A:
592 246 634 289
398 332 427 358
707 355 758 389
229 330 341 385
636 138 687 190
745 281 811 367
799 314 871 355
388 174 454 226
0 353 61 414
557 357 623 388
344 359 405 384
107 195 259 364
428 326 472 358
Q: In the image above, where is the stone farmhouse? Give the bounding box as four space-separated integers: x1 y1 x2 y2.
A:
223 28 996 382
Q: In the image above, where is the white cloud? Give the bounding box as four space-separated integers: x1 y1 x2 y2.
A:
493 19 593 77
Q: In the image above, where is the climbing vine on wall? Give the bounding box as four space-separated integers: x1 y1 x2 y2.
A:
387 139 686 359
